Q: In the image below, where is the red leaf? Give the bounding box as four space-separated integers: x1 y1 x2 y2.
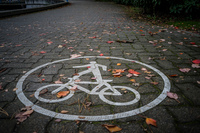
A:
40 51 46 54
107 41 114 44
169 74 178 77
192 59 200 64
99 53 104 56
128 69 141 75
146 118 157 127
190 42 196 45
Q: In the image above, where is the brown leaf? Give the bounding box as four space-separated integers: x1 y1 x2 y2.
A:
70 85 78 91
15 112 28 122
150 82 159 85
39 88 48 95
55 80 63 84
61 110 69 114
102 124 122 133
22 110 34 116
57 91 70 98
78 116 85 119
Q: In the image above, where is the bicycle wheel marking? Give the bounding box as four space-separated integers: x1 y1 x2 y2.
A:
16 56 171 121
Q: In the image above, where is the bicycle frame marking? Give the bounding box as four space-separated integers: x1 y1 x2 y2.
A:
35 61 140 105
16 56 170 121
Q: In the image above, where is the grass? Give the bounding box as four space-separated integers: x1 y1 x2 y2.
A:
124 6 200 33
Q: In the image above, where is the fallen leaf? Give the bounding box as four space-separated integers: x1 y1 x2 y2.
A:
40 51 46 54
113 72 122 77
145 76 151 79
70 86 78 91
102 124 122 133
55 118 62 122
47 41 53 44
192 64 200 68
150 82 159 85
61 110 69 114
141 68 147 71
130 79 136 83
68 47 74 49
57 91 70 98
126 73 133 78
179 68 190 73
15 112 28 122
192 59 200 64
160 39 165 42
22 110 33 116
89 36 96 39
112 69 125 73
70 54 81 59
117 63 121 66
58 45 63 48
162 49 167 51
91 77 97 80
128 69 141 75
13 88 18 91
107 41 114 44
39 88 48 95
167 92 180 103
146 118 157 127
89 49 93 51
190 42 196 45
55 80 63 84
99 53 104 56
132 83 140 86
169 74 178 77
197 81 200 84
78 116 85 119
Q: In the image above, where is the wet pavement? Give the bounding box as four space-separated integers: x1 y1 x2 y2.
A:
0 0 200 132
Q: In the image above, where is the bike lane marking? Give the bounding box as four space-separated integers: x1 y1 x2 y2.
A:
16 56 170 121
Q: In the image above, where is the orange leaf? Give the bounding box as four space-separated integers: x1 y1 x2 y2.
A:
102 124 122 132
112 69 125 73
128 69 141 75
117 63 121 66
57 91 70 98
130 79 136 83
146 118 157 127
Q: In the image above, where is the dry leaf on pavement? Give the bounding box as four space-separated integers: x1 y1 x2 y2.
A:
167 92 180 103
179 68 190 73
102 124 122 132
146 118 157 127
57 91 70 98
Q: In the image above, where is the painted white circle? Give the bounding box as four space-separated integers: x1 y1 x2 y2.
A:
99 86 140 106
16 56 171 121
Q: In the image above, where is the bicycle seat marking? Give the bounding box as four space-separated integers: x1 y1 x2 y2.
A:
16 56 170 121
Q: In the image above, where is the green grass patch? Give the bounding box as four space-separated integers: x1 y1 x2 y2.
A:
167 20 200 31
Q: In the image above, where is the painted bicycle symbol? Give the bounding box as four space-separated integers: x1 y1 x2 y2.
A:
35 61 140 106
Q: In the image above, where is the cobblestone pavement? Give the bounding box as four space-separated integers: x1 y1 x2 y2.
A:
0 0 200 133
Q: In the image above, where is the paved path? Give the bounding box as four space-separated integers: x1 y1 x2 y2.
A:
0 0 200 132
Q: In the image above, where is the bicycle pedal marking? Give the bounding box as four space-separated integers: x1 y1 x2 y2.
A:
16 56 170 121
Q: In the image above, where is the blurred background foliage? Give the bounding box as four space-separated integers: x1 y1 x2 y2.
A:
111 0 200 19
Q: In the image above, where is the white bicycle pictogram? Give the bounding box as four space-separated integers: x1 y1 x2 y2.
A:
35 61 140 106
